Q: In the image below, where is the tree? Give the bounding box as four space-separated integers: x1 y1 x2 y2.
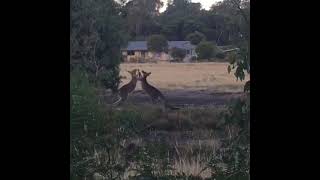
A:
210 0 250 45
221 0 250 82
159 0 203 40
147 34 168 52
196 41 217 59
170 47 186 61
70 0 127 91
227 41 249 81
186 31 206 45
124 0 163 39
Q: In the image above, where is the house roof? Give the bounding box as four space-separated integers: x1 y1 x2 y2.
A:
121 41 195 51
122 41 148 51
168 41 195 50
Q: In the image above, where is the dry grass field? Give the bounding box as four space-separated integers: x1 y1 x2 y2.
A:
120 62 250 93
93 63 250 179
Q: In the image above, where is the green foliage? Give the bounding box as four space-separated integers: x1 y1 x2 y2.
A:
186 31 206 45
70 69 126 179
159 0 203 41
170 47 187 61
196 41 217 59
227 41 250 81
223 97 250 130
244 80 250 92
211 0 250 45
70 0 127 91
70 69 108 139
208 96 250 180
70 69 145 179
112 110 144 137
216 52 226 59
147 34 169 52
131 142 173 179
121 0 250 45
97 67 121 93
70 0 251 179
123 0 163 38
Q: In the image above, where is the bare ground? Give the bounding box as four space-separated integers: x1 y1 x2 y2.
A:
103 89 245 107
102 62 249 107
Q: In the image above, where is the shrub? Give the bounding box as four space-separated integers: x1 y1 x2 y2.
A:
70 69 103 178
70 69 108 139
97 67 121 93
196 41 217 59
186 31 206 45
70 0 126 92
147 34 168 53
70 69 129 179
170 47 187 61
208 96 250 180
216 52 226 59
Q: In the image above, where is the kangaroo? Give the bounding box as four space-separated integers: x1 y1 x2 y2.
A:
138 70 179 110
113 69 139 105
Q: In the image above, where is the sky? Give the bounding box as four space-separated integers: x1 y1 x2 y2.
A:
160 0 222 12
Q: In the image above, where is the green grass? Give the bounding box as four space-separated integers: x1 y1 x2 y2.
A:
71 88 249 180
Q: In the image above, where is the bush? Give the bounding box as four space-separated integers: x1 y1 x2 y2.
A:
170 47 186 61
70 69 108 139
216 52 226 59
208 96 250 180
186 31 206 45
70 0 126 92
70 69 116 179
195 41 217 59
147 34 168 53
71 76 148 179
97 67 121 93
227 41 250 81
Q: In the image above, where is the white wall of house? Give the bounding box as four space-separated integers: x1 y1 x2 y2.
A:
147 52 171 61
122 48 197 62
122 50 146 62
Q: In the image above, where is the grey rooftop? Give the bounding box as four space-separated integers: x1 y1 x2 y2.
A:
121 41 195 51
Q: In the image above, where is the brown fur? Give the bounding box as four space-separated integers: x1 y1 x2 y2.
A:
113 69 139 105
138 70 179 110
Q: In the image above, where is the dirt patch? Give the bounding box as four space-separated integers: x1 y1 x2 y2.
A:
103 89 245 106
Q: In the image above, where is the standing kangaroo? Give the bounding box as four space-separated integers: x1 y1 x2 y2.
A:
113 69 139 105
138 70 179 110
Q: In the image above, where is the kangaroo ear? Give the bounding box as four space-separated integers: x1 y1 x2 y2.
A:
147 72 151 76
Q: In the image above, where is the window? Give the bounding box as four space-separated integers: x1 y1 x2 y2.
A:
128 51 135 55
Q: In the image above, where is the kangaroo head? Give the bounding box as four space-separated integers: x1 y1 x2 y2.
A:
127 69 139 79
137 70 151 81
141 70 151 78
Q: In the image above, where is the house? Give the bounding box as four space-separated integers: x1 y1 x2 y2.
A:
121 41 197 63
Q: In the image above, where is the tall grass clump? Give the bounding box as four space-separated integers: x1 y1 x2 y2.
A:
70 69 131 180
208 95 250 180
70 69 108 139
